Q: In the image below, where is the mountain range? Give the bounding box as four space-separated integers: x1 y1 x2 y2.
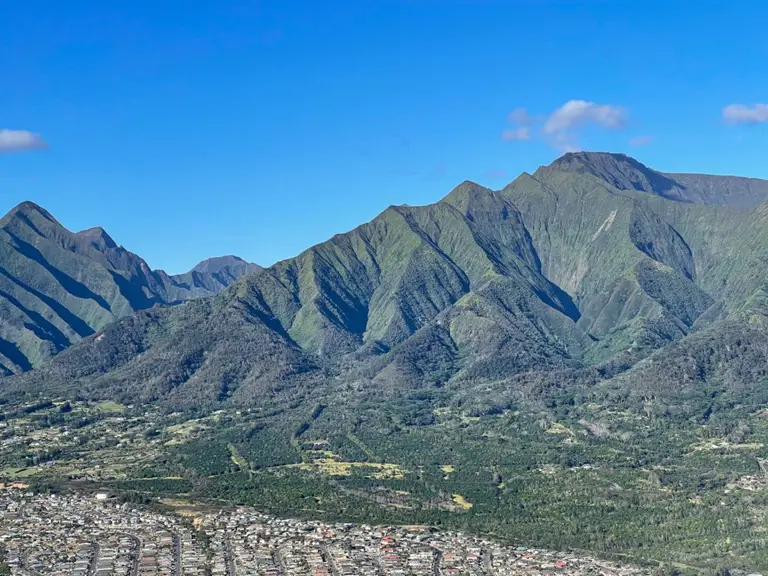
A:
4 151 768 412
0 201 259 375
7 152 768 569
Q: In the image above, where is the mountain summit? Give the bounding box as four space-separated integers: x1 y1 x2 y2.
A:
5 153 768 412
192 255 261 277
6 155 768 568
548 151 768 208
0 204 258 374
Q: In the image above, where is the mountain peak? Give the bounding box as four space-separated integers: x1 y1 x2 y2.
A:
546 151 681 197
552 150 632 165
2 200 59 226
548 151 652 178
191 255 261 276
441 180 494 211
545 151 768 208
75 226 118 250
455 179 486 189
10 200 46 213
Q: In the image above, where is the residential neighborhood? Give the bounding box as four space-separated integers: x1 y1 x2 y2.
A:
0 486 666 575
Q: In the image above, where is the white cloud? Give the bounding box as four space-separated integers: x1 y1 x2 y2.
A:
723 103 768 125
543 100 627 134
0 129 48 153
542 100 626 152
508 108 532 125
629 135 654 147
501 127 530 141
551 134 580 153
503 100 628 152
501 108 532 142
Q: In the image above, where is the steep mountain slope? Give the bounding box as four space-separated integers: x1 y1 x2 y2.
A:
191 255 262 277
3 181 590 402
4 152 768 409
171 256 262 297
552 151 768 208
0 202 258 374
501 167 715 365
7 153 768 572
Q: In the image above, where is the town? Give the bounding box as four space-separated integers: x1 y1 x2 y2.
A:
0 487 658 576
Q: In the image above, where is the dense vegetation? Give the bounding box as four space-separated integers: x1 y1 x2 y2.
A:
4 388 768 573
0 202 258 373
4 152 768 572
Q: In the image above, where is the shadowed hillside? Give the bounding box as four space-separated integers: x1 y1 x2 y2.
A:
6 153 768 571
5 152 768 408
0 202 258 374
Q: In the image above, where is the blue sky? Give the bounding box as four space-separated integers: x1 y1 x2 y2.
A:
2 1 767 273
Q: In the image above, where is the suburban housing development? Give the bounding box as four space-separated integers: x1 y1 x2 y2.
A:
0 487 656 575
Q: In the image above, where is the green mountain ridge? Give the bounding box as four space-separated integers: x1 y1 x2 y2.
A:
551 151 768 208
0 201 258 375
8 151 768 570
5 151 768 407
